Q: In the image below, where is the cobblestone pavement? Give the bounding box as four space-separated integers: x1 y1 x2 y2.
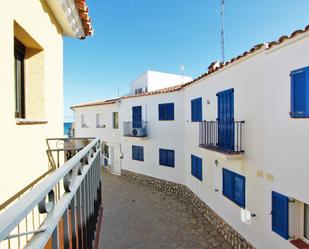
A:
99 171 233 249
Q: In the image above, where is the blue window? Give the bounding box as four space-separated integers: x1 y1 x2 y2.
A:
191 97 202 122
159 149 175 167
222 168 245 208
132 145 144 161
291 66 309 118
272 191 289 240
191 155 202 181
159 103 174 120
132 106 142 128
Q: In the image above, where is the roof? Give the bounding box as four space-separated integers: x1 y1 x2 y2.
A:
71 98 120 109
71 23 309 108
46 0 93 38
75 0 94 38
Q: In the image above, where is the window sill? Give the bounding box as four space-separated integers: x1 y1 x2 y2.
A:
290 239 309 249
16 119 48 125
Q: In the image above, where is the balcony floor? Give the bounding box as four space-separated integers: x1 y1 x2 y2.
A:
99 171 232 249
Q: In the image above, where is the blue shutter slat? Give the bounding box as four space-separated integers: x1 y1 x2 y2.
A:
272 191 289 239
234 175 245 208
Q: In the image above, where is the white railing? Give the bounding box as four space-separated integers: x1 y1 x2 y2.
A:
0 137 102 249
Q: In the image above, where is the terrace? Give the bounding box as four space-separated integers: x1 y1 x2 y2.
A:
0 137 233 249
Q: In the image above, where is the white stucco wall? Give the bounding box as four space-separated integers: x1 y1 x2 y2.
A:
120 92 186 184
129 70 192 95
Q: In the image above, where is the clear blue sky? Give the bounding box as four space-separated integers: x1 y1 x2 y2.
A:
63 0 309 121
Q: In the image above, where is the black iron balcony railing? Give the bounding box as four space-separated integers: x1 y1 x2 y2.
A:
123 121 148 137
199 121 245 154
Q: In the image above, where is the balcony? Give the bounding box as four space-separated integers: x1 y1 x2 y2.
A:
199 121 245 159
0 137 102 249
123 121 148 138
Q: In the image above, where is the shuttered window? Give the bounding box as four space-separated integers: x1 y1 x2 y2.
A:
191 155 202 181
222 168 245 208
159 149 175 167
271 191 289 239
291 67 309 118
132 145 144 161
191 97 202 122
159 103 174 120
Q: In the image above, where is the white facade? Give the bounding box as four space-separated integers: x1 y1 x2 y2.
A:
129 70 192 95
72 30 309 249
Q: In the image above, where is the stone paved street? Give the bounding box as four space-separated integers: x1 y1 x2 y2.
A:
99 171 233 249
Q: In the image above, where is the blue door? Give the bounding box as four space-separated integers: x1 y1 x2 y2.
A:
217 89 234 151
132 106 142 128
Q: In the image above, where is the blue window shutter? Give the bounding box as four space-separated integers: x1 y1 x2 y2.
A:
223 169 234 200
191 155 202 181
167 150 174 167
168 103 174 120
191 98 202 122
191 155 196 176
197 157 202 180
132 106 142 128
234 175 245 208
159 149 165 165
159 104 163 120
133 146 138 160
139 146 144 161
159 103 174 120
197 98 202 121
291 68 309 118
272 191 289 239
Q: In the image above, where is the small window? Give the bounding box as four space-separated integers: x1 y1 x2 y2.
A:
290 67 309 118
191 97 202 122
159 149 175 167
222 168 245 208
113 112 119 129
96 114 105 128
158 103 174 120
191 155 202 181
14 38 26 118
132 145 144 161
81 114 89 128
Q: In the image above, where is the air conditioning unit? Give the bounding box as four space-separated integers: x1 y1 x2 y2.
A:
132 127 147 137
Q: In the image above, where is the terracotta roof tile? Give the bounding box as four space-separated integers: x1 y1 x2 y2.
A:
75 0 94 38
71 98 120 109
267 24 309 49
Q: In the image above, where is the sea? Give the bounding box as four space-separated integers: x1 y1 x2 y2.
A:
64 122 73 136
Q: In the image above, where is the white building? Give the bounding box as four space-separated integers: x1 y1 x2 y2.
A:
72 24 309 249
129 70 192 95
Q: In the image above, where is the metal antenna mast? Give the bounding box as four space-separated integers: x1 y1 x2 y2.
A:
220 0 225 62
